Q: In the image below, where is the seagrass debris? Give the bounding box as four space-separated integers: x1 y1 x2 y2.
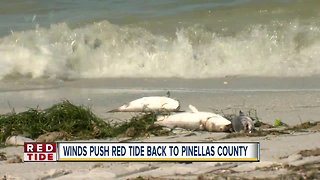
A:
0 100 169 145
1 100 319 145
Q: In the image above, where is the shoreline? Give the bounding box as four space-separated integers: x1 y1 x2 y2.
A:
1 76 320 126
1 129 319 179
2 76 320 91
1 77 320 179
1 88 320 126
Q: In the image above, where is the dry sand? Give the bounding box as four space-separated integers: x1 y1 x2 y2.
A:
1 130 320 179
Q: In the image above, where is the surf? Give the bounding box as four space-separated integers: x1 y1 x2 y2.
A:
1 18 320 80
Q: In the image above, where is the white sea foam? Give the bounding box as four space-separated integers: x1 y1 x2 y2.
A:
0 20 320 79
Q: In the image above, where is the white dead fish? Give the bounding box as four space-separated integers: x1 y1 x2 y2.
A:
204 113 233 132
108 96 181 112
5 136 35 146
156 112 206 131
189 105 232 132
156 105 232 132
232 111 254 133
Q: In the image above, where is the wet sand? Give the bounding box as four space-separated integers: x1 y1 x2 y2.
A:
1 77 320 125
1 77 320 179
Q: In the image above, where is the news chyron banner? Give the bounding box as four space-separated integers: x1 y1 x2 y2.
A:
24 142 260 162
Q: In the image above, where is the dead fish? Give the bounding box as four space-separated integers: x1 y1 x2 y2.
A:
232 111 254 133
156 105 232 132
5 136 35 146
107 96 181 112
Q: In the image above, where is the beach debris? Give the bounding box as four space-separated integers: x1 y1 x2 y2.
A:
5 135 35 146
223 129 290 139
36 131 70 142
0 100 114 144
6 154 23 163
274 118 282 127
107 96 181 112
155 105 232 132
273 118 289 127
288 121 319 131
307 121 320 131
91 163 105 169
114 112 171 138
39 169 72 179
231 161 282 172
0 152 7 161
2 175 21 180
0 101 173 145
299 148 320 157
231 111 254 133
254 120 273 129
3 99 319 144
283 161 320 179
281 153 302 163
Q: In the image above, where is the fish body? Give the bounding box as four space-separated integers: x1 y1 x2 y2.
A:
108 96 180 112
156 105 232 132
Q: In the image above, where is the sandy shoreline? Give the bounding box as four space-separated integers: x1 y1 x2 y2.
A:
1 77 320 126
1 129 319 179
1 77 320 179
1 0 320 178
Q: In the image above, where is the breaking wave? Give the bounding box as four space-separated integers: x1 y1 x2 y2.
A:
0 20 320 80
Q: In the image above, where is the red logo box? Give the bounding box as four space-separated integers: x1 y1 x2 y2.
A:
24 143 57 162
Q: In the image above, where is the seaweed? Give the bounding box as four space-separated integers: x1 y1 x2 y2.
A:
0 100 167 145
222 129 290 139
299 148 320 157
113 112 170 138
288 121 319 131
0 152 6 161
1 102 319 145
0 101 112 142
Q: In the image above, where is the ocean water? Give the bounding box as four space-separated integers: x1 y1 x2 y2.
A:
0 0 320 80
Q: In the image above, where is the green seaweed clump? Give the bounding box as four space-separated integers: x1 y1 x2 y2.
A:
0 100 113 143
0 101 169 145
113 113 170 138
274 118 283 127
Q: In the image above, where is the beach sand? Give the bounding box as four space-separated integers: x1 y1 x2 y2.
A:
1 130 319 179
1 77 320 179
1 0 320 178
1 77 320 125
